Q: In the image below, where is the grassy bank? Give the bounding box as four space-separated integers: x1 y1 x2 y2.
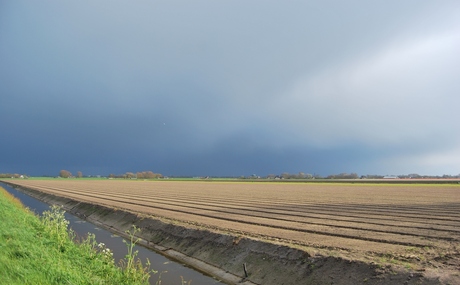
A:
0 187 152 285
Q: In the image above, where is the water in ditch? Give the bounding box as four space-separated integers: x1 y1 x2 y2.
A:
1 183 225 285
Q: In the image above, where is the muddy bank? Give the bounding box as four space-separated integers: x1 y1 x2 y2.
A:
9 184 451 285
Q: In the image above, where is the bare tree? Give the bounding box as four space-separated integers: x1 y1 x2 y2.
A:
59 170 72 178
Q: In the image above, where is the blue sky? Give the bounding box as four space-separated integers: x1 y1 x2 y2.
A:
1 1 459 177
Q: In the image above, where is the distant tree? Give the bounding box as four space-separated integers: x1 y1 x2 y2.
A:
304 173 313 179
364 174 384 179
0 173 28 178
124 172 135 179
145 171 159 179
136 171 162 179
281 172 291 179
327 173 358 179
59 170 72 178
107 171 162 179
278 172 310 179
77 171 83 178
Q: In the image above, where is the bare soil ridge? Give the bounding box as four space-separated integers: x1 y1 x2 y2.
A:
2 179 459 285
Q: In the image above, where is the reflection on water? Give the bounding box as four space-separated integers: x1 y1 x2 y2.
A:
1 183 224 285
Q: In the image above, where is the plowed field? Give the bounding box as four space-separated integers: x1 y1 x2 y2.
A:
5 179 459 256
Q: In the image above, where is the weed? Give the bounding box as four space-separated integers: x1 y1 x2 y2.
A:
181 275 193 284
403 263 413 270
119 225 155 284
41 205 72 251
405 247 418 253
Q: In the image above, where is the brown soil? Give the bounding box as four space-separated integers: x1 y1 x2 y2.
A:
3 179 459 285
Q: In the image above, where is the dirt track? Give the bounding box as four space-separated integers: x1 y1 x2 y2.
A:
4 179 460 284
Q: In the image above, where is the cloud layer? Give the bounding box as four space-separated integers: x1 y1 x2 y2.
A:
1 1 459 176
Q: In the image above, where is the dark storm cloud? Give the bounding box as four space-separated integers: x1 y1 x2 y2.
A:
1 1 460 176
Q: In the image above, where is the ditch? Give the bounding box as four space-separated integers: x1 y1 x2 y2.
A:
1 182 224 285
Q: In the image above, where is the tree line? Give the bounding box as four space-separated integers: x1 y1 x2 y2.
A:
58 170 163 179
59 170 81 178
3 171 458 180
108 171 163 179
265 172 361 179
259 172 460 180
0 173 29 179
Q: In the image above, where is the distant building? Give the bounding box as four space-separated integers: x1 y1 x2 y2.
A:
383 175 398 179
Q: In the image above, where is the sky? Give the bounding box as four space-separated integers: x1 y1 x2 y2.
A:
1 1 459 177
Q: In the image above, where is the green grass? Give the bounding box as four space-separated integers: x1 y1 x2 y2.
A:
0 187 153 285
